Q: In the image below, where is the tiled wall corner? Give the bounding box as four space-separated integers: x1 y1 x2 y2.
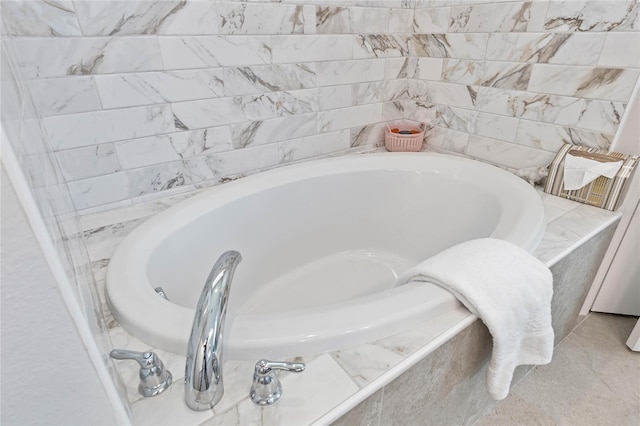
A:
408 0 640 170
2 0 419 213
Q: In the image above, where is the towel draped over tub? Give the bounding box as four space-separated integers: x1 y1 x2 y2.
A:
395 238 554 400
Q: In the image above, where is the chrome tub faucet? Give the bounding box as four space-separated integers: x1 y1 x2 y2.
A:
184 250 242 411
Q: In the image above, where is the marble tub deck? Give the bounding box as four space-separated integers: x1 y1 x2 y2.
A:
80 181 621 425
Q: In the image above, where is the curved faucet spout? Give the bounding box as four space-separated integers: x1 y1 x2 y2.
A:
184 250 242 411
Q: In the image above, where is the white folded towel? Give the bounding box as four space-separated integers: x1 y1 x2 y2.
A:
395 238 554 400
563 153 623 190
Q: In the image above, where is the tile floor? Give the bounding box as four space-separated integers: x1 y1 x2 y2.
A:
477 313 640 426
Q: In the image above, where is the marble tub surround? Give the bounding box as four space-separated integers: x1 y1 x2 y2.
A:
76 173 620 425
3 1 640 213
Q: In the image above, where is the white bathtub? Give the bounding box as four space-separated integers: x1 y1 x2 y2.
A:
106 152 545 359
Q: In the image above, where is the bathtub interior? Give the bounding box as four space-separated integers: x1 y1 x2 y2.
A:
107 153 546 357
146 170 501 317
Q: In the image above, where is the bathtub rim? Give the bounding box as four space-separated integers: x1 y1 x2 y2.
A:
106 152 546 357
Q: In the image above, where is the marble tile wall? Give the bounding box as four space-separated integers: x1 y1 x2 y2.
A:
407 0 640 169
3 1 638 211
1 0 419 212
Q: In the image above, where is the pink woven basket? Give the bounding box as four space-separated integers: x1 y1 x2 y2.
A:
384 124 425 152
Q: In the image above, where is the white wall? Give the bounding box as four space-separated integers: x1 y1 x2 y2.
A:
0 169 116 425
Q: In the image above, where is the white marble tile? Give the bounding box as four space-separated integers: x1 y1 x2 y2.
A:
442 60 532 91
126 160 200 199
575 100 625 134
384 57 415 79
318 103 383 133
486 33 606 66
217 2 310 34
278 130 351 163
515 120 569 152
1 0 82 36
426 126 469 154
448 2 537 32
43 104 176 149
13 37 164 78
474 86 584 127
318 85 352 110
388 8 414 33
351 122 388 148
159 36 272 69
316 6 351 34
271 35 353 64
410 34 488 60
412 6 450 32
544 0 639 32
170 90 315 130
354 35 410 59
413 80 476 109
382 101 405 121
317 59 386 86
528 65 640 102
475 112 519 142
404 100 438 126
114 126 233 170
465 135 556 169
223 64 316 96
67 172 131 210
230 113 318 148
27 76 101 117
56 144 121 181
114 136 182 170
155 0 220 35
414 58 443 80
73 0 188 35
436 105 476 133
190 143 281 178
95 69 225 109
351 7 390 33
598 33 640 69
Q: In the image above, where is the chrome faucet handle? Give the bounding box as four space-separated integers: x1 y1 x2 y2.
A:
250 359 305 406
110 349 172 397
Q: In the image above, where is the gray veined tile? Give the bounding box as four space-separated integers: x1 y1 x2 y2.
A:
56 144 121 182
1 0 82 36
27 76 102 117
409 34 488 60
317 59 386 86
544 0 639 32
278 131 350 164
389 8 414 34
271 35 353 63
316 6 351 34
412 6 450 33
216 2 311 35
350 7 390 34
486 33 606 66
436 105 477 134
95 69 225 109
465 135 556 169
230 113 317 148
474 87 584 126
222 64 316 96
159 36 272 69
528 65 640 102
448 2 536 33
12 37 164 78
574 100 626 134
73 0 189 35
354 34 410 59
442 60 532 91
43 104 176 149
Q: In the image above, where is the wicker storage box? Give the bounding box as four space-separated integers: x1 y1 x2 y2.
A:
544 144 639 211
